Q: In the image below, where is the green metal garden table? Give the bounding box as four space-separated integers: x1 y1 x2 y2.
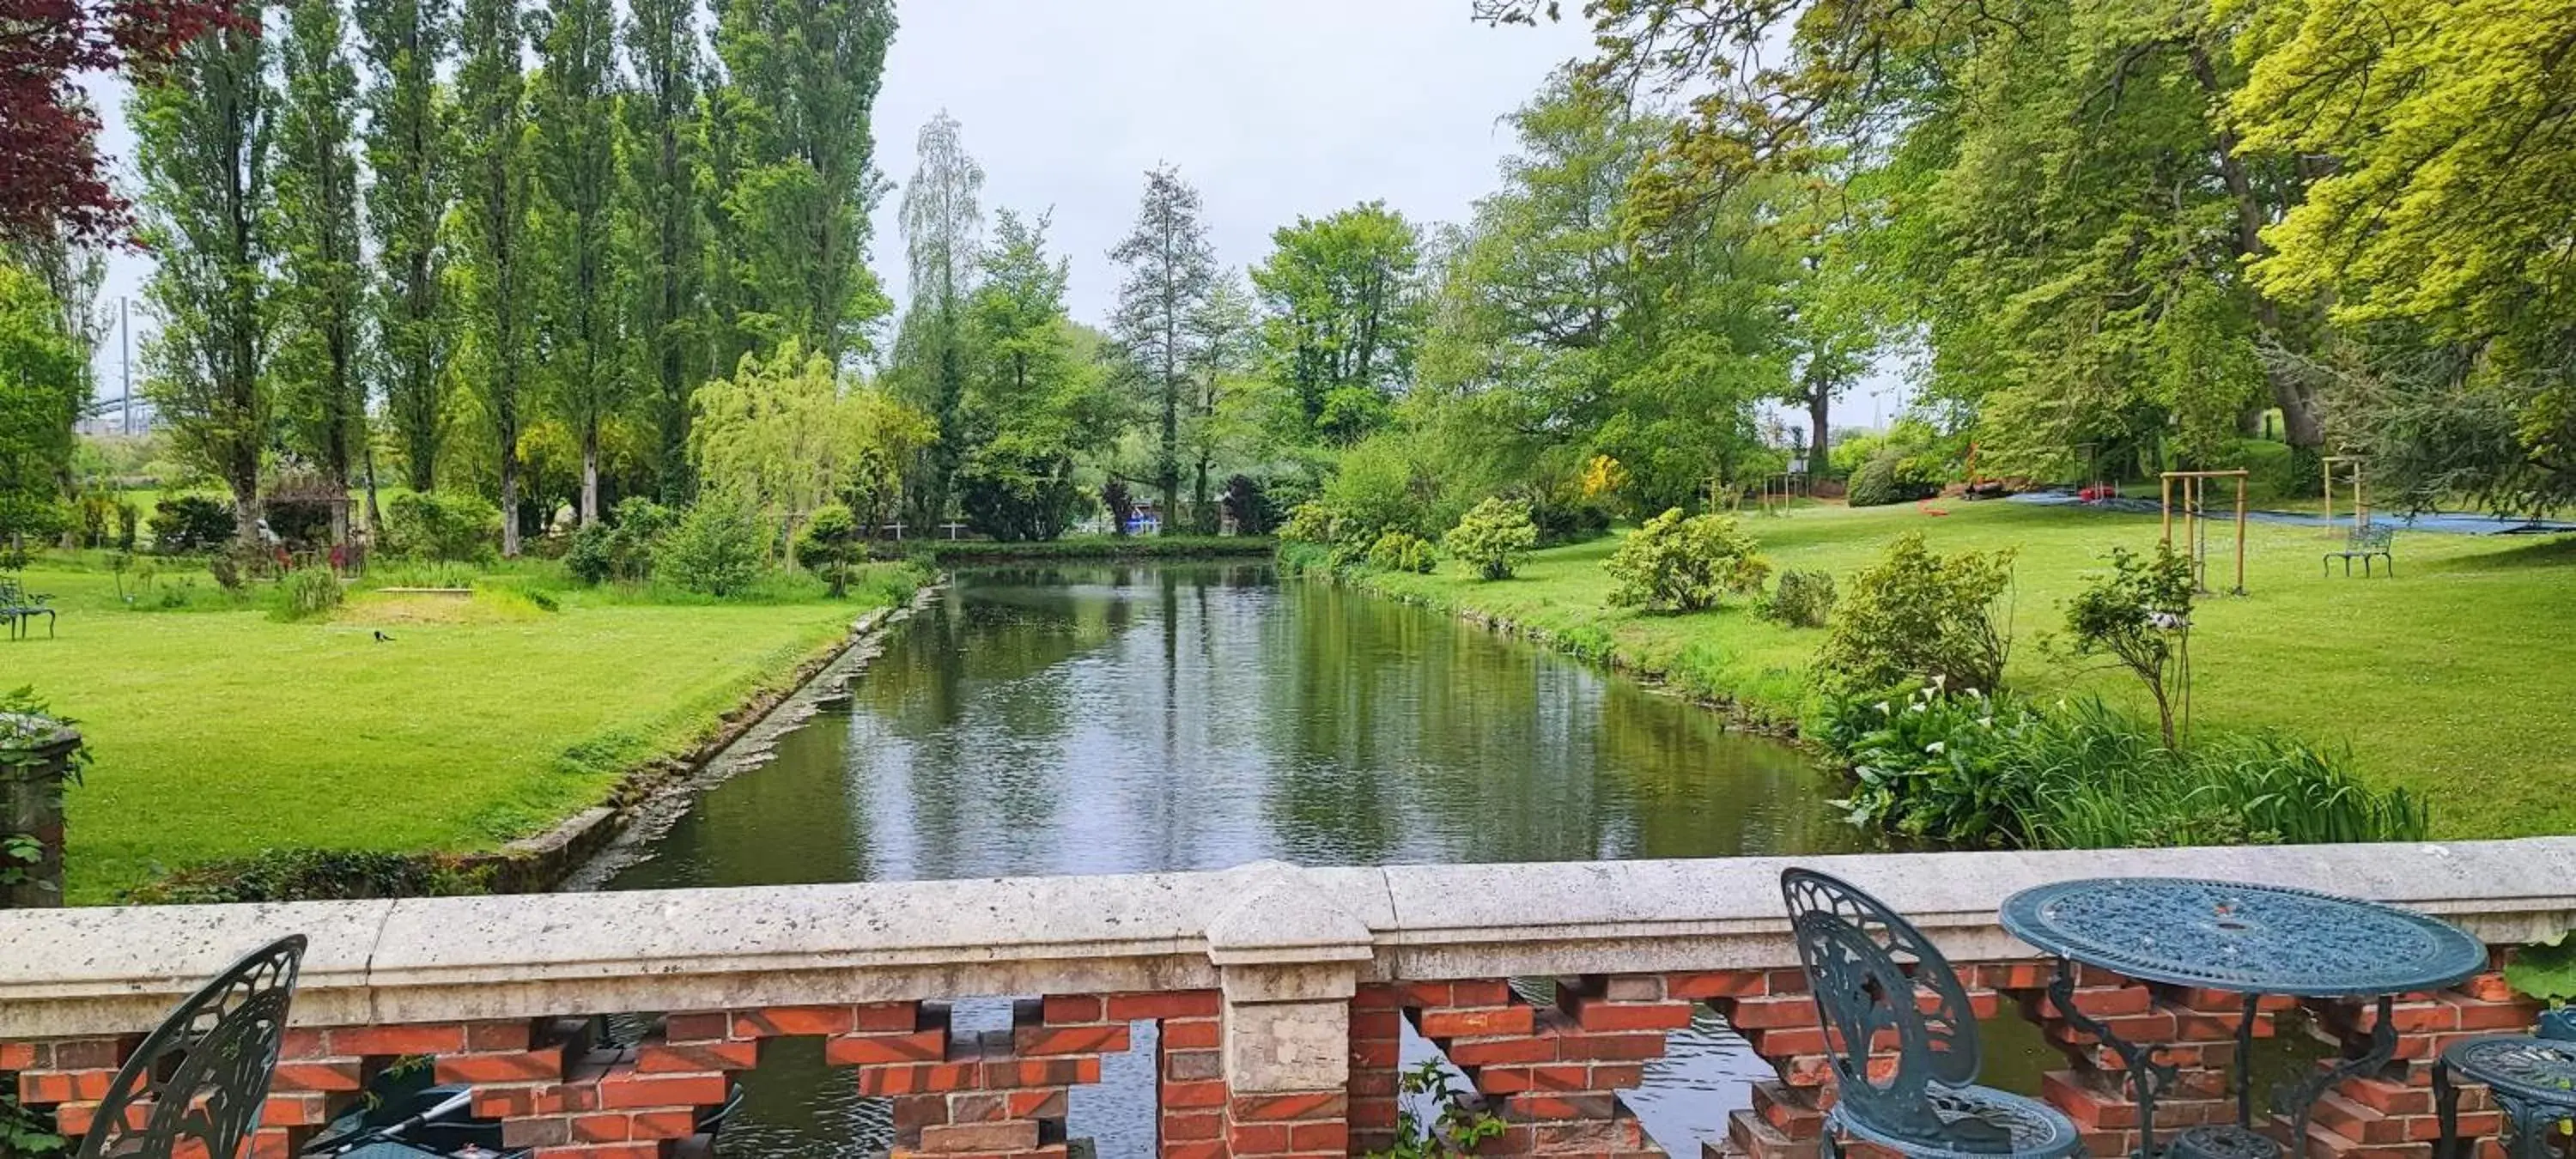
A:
2001 878 2488 1159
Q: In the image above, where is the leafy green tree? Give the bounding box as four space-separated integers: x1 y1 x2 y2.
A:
274 0 368 544
2066 543 2196 748
453 0 533 555
0 266 84 545
894 110 984 529
530 0 621 524
705 0 896 367
1182 273 1256 532
1109 165 1218 530
357 0 452 494
2231 0 2576 512
1412 76 1783 516
134 15 276 542
957 208 1114 541
691 337 932 549
618 0 703 500
791 501 862 595
1815 532 2017 696
1250 201 1425 446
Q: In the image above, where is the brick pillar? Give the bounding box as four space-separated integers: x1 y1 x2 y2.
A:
0 728 79 908
2300 966 2536 1159
1206 864 1376 1159
1401 974 1683 1157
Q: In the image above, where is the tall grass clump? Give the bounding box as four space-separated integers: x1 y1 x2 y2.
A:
1821 684 2427 848
269 567 345 622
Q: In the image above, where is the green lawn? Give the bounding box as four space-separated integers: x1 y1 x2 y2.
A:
1349 501 2576 841
3 560 911 903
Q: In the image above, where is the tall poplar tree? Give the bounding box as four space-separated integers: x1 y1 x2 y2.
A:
135 10 276 543
618 0 702 500
454 0 532 555
275 0 368 544
706 0 896 367
357 0 450 494
1108 165 1216 529
896 110 982 528
531 0 619 524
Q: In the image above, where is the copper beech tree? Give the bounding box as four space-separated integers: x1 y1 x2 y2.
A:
0 0 237 246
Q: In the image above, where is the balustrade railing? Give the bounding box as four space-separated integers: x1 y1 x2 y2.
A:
5 840 2573 1159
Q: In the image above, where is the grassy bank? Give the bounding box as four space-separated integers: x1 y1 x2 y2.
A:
1315 500 2576 840
1 555 926 902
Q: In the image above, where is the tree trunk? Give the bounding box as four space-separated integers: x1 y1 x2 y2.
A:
500 421 521 558
580 421 600 525
1806 373 1832 471
2188 42 2324 451
362 442 382 535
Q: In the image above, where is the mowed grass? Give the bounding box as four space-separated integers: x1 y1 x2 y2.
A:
1 562 902 902
1352 501 2576 840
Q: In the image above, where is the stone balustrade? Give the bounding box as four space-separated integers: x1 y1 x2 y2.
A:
4 840 2574 1159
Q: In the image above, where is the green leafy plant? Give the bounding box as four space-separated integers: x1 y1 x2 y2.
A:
1844 449 1942 507
1443 497 1540 580
125 849 493 904
1820 684 2427 848
657 494 769 598
2506 933 2576 1007
270 567 345 622
1763 567 1838 628
1 1094 63 1156
380 491 502 562
1367 531 1438 574
1603 508 1770 612
793 504 866 597
2063 544 2196 747
1814 532 2014 695
145 494 236 553
1366 1059 1507 1159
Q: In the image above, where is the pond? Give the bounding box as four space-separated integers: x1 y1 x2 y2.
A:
605 562 1871 1156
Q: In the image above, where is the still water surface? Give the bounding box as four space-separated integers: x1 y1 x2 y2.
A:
607 564 1869 1156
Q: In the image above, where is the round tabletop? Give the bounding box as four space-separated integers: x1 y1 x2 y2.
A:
1999 877 2488 998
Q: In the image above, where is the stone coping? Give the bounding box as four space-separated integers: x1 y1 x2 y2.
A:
3 838 2571 1036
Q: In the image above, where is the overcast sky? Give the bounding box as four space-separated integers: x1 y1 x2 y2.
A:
82 1 1906 424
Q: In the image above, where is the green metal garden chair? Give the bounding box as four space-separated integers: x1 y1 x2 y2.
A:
1783 868 2085 1159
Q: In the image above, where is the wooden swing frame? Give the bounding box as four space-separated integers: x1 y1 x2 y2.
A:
2160 470 2250 596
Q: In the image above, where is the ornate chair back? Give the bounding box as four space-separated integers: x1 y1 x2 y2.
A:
75 935 307 1159
1781 869 1985 1129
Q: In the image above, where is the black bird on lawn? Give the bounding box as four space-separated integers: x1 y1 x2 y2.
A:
374 630 394 642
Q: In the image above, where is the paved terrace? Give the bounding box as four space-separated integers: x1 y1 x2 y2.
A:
5 840 2573 1159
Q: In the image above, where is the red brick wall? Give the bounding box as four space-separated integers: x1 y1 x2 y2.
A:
0 962 2543 1159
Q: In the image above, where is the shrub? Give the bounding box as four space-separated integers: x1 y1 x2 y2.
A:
270 567 344 622
959 452 1091 542
793 503 865 596
1845 450 1942 507
381 491 501 561
562 521 618 585
1367 531 1437 574
1823 685 2427 847
1443 497 1540 580
148 495 236 553
1277 501 1334 548
1763 567 1838 628
1603 508 1770 612
1223 474 1278 536
1814 532 2014 695
658 493 768 597
2064 543 2196 746
125 849 492 904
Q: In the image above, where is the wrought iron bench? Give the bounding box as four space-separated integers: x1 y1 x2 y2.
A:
1782 868 2084 1159
0 575 54 640
2324 524 2395 577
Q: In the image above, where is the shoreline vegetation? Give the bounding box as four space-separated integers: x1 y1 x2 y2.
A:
1283 500 2567 845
